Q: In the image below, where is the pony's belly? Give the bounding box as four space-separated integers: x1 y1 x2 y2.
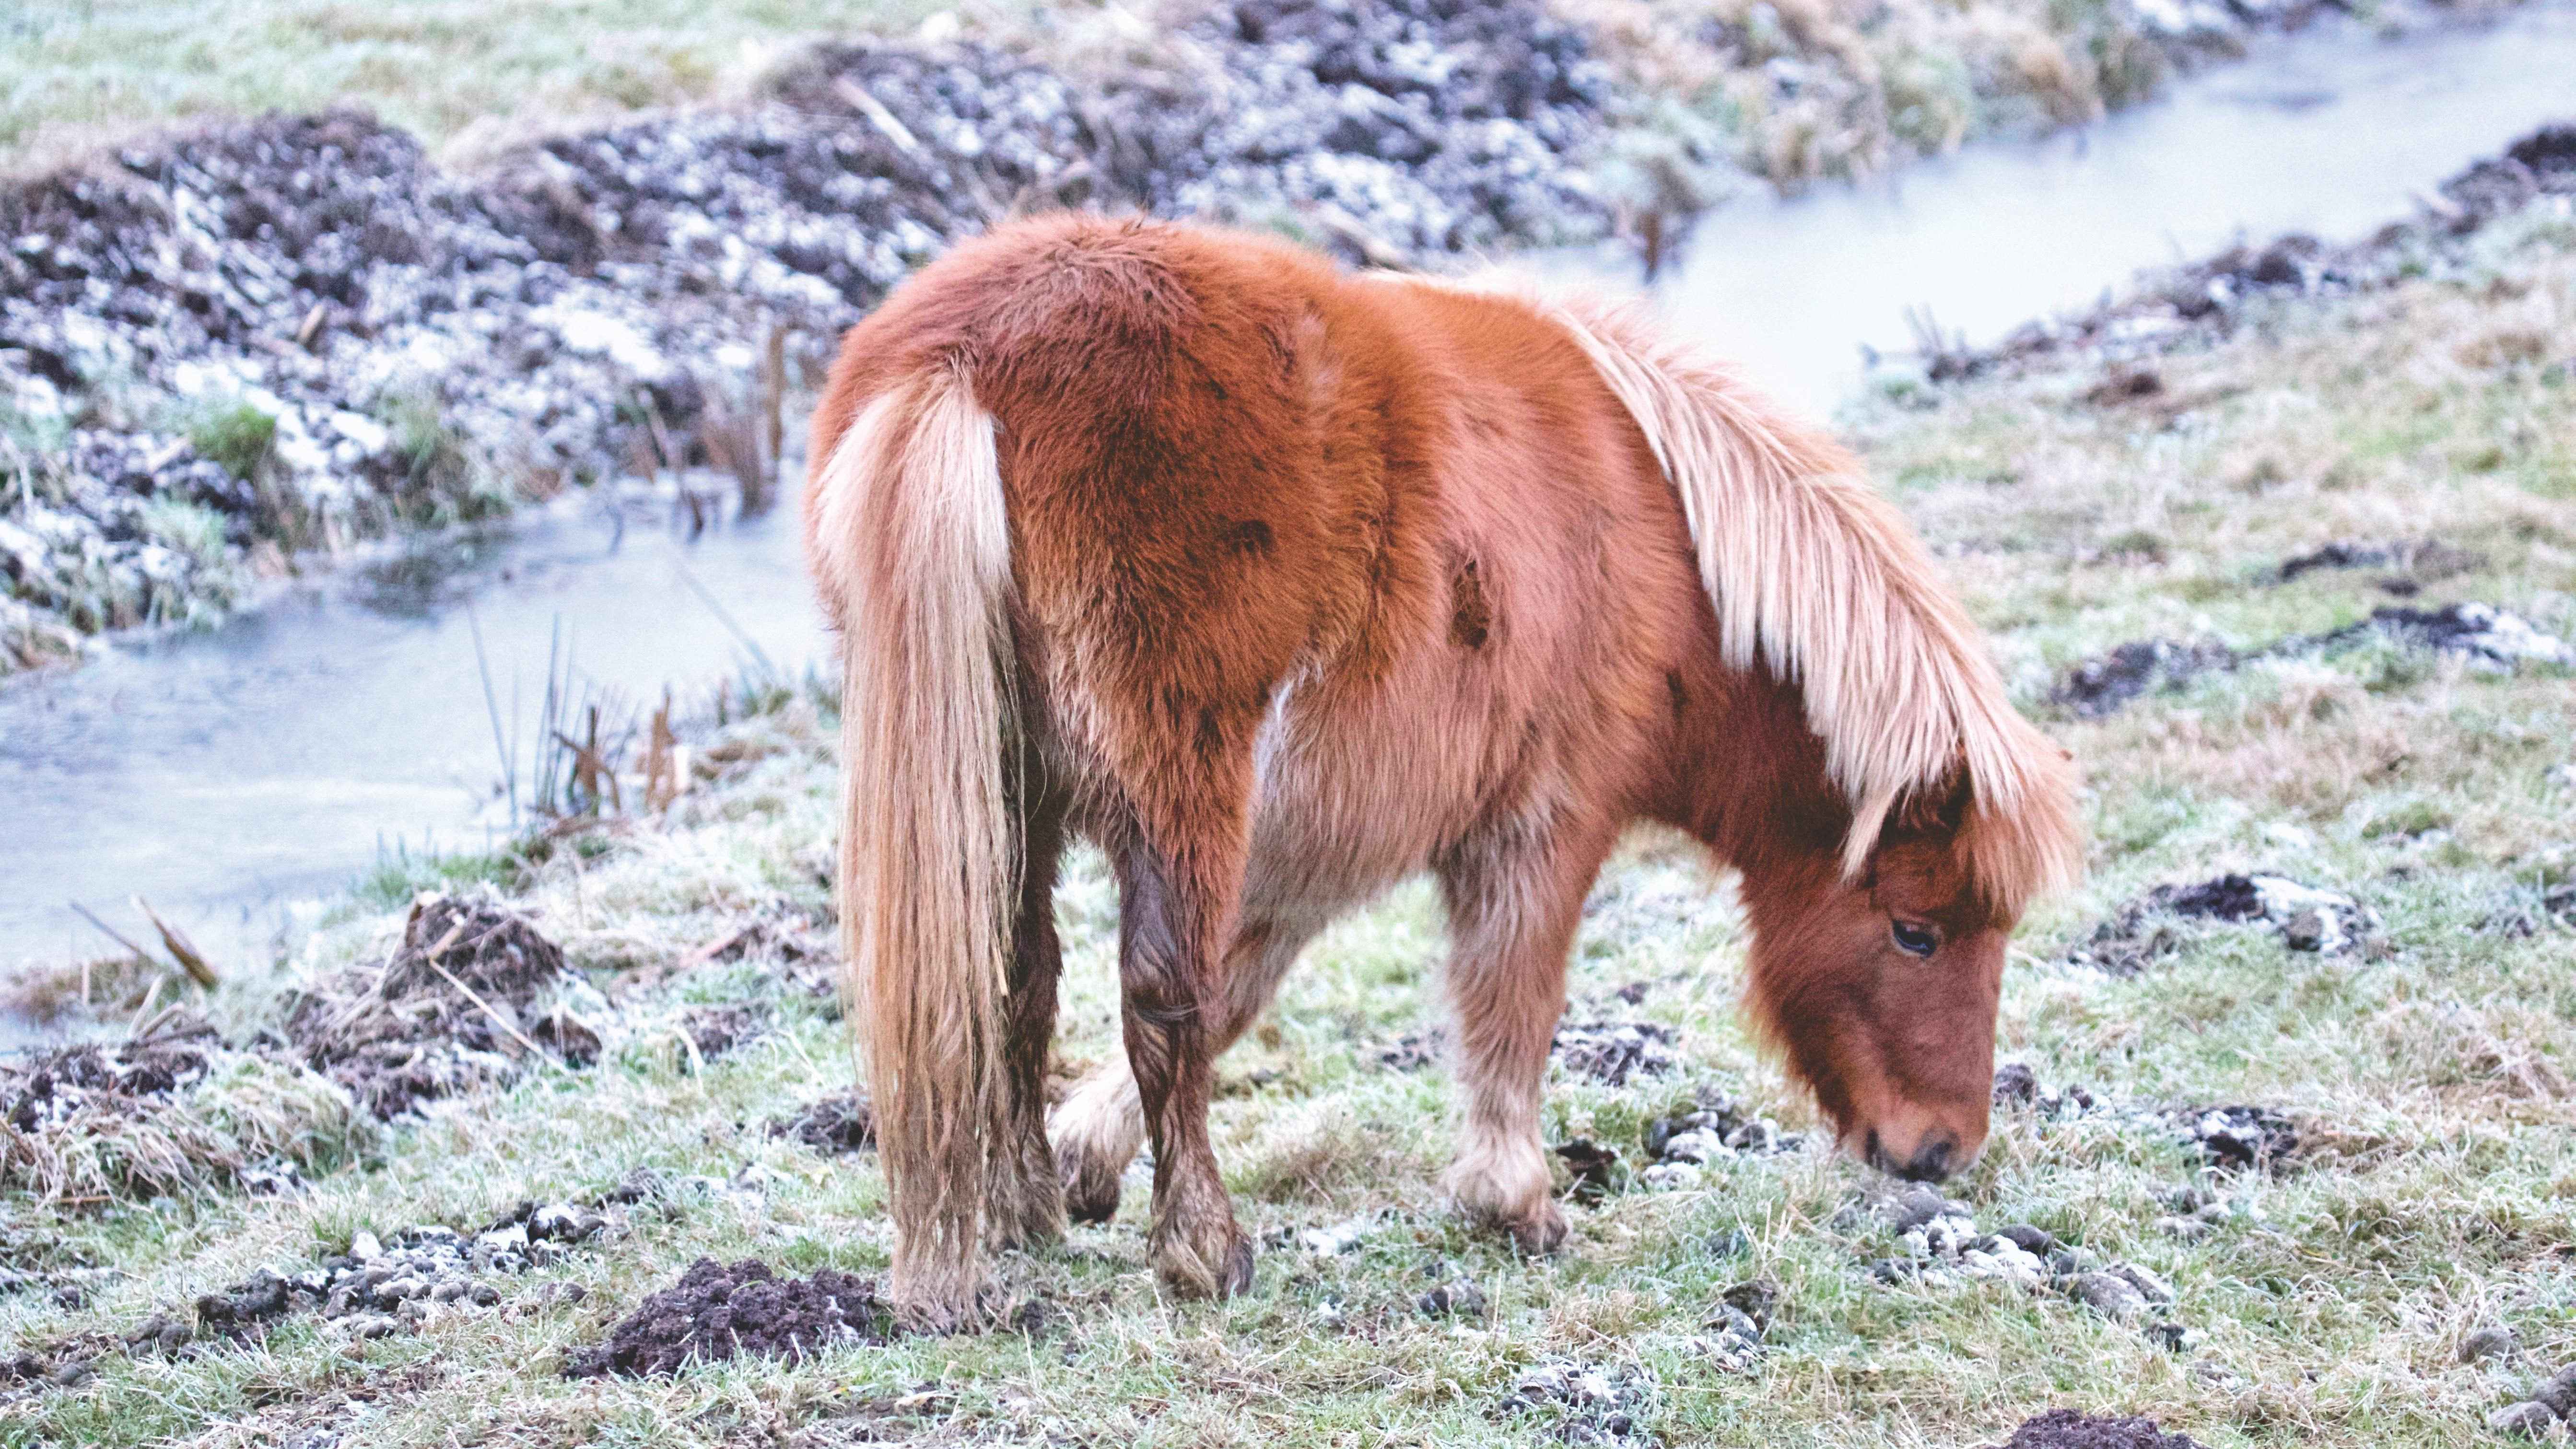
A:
1238 672 1490 924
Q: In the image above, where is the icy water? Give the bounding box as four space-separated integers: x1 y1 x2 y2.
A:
1547 0 2576 412
4 2 2576 991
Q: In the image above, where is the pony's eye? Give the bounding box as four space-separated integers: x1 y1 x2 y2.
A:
1891 919 1938 958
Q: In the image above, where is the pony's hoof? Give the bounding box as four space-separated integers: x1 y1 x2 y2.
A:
1153 1225 1254 1300
1504 1202 1569 1256
1061 1164 1122 1225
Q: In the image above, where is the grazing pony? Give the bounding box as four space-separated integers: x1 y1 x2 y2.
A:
803 214 2082 1330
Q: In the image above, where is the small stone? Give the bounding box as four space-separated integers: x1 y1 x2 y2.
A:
1659 1129 1726 1165
342 1314 401 1340
1994 1224 2059 1256
2531 1369 2576 1418
2282 906 2339 953
2488 1401 2558 1438
2069 1271 2148 1322
1640 1161 1704 1192
349 1231 383 1263
468 1284 502 1307
1416 1280 1486 1318
2461 1325 2517 1363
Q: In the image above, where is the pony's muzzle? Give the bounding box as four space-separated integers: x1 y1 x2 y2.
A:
1864 1128 1968 1183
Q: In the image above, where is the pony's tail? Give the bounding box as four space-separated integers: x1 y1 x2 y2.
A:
1544 296 2082 907
807 360 1017 1330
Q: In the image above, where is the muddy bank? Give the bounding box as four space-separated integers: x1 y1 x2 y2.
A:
0 3 1607 672
1917 123 2576 385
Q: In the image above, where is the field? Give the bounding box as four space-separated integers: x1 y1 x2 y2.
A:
3 152 2574 1448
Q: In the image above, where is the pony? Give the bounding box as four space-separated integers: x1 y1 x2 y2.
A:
802 213 2082 1331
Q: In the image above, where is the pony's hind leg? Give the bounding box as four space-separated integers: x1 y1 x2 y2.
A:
987 784 1069 1250
1435 814 1616 1253
1054 914 1323 1223
1105 818 1258 1299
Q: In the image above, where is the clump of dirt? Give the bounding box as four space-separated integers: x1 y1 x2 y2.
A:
564 1257 890 1378
1378 1027 1450 1071
2063 874 2377 972
1636 1084 1804 1188
1989 1410 2206 1449
1554 1138 1622 1203
675 1001 772 1063
1496 1356 1660 1443
2314 602 2576 672
770 1090 874 1155
1551 1020 1677 1086
2487 1363 2576 1438
2049 639 2237 718
2178 1104 2299 1172
282 891 589 1118
2274 538 2484 592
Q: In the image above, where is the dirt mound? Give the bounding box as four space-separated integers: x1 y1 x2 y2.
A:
1991 1410 2205 1449
2049 639 2236 718
770 1090 874 1154
0 1013 368 1201
283 891 587 1118
564 1257 890 1378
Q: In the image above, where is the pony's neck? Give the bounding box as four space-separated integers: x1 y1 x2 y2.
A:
1652 658 1850 887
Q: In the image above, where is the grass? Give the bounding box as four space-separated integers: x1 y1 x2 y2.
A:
0 0 972 175
7 160 2576 1449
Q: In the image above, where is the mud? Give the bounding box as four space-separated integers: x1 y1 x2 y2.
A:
1990 1410 2207 1449
770 1090 874 1155
1 3 1610 661
282 890 590 1118
564 1257 890 1378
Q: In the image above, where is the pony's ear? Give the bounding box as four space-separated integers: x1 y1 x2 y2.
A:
1887 771 1972 842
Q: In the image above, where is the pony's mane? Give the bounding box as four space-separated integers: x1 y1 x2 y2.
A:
1457 282 2082 907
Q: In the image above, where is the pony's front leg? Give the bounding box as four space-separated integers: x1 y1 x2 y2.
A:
1110 833 1256 1299
1436 818 1615 1254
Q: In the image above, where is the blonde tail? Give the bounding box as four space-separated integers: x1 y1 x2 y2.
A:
807 360 1017 1329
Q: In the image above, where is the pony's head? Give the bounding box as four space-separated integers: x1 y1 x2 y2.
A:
1738 763 2080 1183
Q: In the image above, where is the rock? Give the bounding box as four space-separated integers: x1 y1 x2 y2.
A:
2461 1325 2517 1363
2069 1271 2149 1322
2107 1262 2176 1306
1296 1217 1374 1255
2488 1401 2558 1438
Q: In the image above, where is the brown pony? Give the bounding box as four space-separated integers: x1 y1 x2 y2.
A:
803 214 2082 1330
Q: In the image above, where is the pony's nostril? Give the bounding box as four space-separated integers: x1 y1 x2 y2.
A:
1897 1137 1957 1183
